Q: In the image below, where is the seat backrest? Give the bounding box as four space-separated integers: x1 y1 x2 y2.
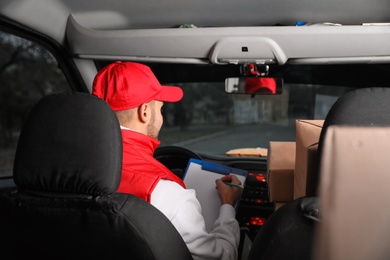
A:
247 196 320 260
315 126 390 260
0 92 192 259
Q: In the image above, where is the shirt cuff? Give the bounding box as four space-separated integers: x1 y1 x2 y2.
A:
219 204 236 219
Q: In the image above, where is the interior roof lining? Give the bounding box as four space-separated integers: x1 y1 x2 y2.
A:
66 14 390 66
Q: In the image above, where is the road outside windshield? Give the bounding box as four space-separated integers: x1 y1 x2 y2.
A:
159 82 347 156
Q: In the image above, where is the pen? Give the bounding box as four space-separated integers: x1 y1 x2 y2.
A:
223 181 245 189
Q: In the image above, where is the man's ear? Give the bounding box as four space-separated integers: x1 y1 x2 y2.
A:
137 103 150 123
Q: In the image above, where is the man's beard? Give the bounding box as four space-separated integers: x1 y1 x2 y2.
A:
147 110 160 140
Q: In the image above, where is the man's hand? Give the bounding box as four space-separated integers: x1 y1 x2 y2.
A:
215 175 243 206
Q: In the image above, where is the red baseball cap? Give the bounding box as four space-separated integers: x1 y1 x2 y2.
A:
92 61 183 111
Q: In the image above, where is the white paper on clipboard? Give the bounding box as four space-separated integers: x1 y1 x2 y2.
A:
183 158 248 232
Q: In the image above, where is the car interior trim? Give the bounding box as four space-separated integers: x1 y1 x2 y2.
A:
67 14 390 65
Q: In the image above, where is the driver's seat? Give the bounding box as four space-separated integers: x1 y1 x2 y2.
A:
0 92 192 259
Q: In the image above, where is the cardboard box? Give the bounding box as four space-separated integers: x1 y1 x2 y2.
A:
267 141 296 203
294 120 324 199
315 126 390 260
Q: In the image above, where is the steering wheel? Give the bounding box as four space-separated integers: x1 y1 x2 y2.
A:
154 145 203 180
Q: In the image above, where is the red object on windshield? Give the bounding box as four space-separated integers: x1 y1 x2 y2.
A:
244 77 277 94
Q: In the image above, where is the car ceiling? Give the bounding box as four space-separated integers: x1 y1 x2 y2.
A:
2 0 390 88
2 0 390 30
2 0 390 42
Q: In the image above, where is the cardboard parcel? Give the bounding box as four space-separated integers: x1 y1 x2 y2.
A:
267 141 296 207
294 120 324 199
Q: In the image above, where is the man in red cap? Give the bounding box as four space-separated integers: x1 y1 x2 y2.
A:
92 61 241 260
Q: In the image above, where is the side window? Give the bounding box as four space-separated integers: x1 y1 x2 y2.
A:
0 31 71 177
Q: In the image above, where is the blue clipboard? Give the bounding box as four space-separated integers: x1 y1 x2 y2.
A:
183 158 248 232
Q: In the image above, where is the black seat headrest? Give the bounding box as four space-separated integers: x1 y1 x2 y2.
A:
13 92 122 196
321 87 390 129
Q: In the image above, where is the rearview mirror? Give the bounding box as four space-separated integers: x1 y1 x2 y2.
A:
225 77 283 95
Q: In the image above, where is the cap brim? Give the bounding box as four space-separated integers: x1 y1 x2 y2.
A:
157 86 183 102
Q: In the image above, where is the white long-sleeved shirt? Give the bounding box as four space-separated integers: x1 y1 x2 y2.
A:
151 179 240 260
118 126 240 259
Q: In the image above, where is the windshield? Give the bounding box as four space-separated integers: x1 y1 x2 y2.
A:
159 82 354 157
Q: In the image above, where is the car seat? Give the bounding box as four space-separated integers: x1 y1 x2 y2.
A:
314 125 390 260
0 92 192 259
247 196 320 260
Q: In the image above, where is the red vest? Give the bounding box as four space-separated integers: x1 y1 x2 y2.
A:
117 129 186 202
